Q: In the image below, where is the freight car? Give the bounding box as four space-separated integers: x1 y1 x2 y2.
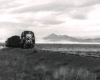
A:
5 36 20 47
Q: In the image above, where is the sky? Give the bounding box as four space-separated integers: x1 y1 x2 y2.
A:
0 0 100 43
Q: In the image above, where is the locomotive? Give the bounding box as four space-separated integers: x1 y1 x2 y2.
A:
20 31 35 48
5 31 35 49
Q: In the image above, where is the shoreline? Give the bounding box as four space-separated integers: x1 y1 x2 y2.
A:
1 46 100 58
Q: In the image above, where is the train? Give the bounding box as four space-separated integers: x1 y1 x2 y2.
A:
5 31 35 49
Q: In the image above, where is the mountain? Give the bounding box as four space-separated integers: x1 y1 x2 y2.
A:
43 33 100 43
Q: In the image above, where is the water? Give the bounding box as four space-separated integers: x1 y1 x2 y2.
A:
0 46 5 49
35 44 100 57
36 44 100 52
1 44 100 57
1 44 100 52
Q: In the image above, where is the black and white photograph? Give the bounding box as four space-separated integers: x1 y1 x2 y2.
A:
0 0 100 80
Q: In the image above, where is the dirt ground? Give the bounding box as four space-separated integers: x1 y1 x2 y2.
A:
0 47 100 80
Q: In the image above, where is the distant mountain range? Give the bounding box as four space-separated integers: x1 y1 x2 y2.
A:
43 33 100 42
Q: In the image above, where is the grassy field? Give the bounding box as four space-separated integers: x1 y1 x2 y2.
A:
0 47 100 80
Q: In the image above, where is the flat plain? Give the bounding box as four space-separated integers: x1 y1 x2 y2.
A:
0 44 100 80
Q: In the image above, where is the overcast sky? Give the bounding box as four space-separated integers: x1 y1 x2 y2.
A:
0 0 100 43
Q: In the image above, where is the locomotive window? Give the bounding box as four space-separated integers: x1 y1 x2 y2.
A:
26 34 32 38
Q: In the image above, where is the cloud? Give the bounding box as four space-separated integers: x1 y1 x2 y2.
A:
10 0 100 14
0 0 20 9
0 22 33 28
40 19 64 25
0 0 97 22
0 22 35 38
80 0 100 7
0 0 100 43
9 0 96 21
70 14 87 20
11 3 75 13
11 11 65 25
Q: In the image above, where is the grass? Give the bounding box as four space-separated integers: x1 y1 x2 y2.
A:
33 64 96 80
53 66 96 80
0 47 99 80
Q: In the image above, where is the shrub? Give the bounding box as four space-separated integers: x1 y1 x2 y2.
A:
53 66 96 80
34 64 96 80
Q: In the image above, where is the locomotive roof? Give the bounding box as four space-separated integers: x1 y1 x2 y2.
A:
22 31 34 34
22 31 34 33
21 31 34 37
